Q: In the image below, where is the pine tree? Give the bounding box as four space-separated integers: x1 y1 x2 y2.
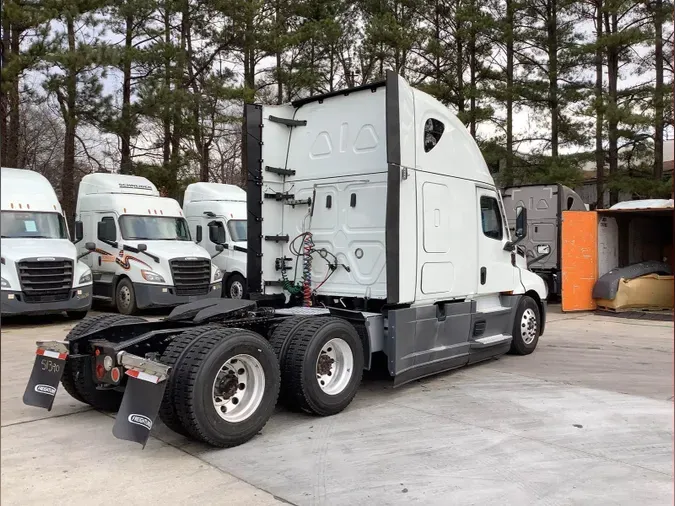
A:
1 0 50 167
601 0 653 204
103 0 157 174
40 0 110 224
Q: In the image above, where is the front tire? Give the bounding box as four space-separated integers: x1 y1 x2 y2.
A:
115 278 138 315
225 273 247 299
172 328 280 448
509 296 540 355
283 318 364 416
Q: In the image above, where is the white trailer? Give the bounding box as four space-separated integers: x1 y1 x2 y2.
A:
183 183 248 299
23 73 548 450
1 167 93 318
75 174 223 314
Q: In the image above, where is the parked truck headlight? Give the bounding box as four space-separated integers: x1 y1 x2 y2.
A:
1 277 10 288
213 268 223 282
141 270 165 283
79 271 92 284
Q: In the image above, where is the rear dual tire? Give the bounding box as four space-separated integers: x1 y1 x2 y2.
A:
271 316 364 416
160 327 280 448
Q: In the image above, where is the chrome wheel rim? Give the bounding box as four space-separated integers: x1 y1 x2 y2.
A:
230 281 244 299
212 354 265 423
119 286 131 308
315 338 354 395
521 308 538 345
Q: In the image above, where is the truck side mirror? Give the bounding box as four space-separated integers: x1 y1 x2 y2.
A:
515 206 527 239
215 244 225 252
97 220 116 243
137 243 147 252
85 242 96 252
195 225 202 243
74 221 83 243
208 222 226 245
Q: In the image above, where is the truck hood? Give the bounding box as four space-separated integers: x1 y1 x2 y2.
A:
0 238 77 262
124 240 211 261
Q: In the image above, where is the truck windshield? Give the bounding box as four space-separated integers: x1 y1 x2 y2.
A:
0 211 68 239
119 216 191 241
227 219 247 242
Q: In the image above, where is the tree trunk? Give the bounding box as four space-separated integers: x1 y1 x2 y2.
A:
595 0 604 208
505 0 514 185
653 0 664 181
6 22 20 167
62 14 77 228
469 22 476 138
547 0 559 159
275 0 283 104
1 9 10 166
120 11 133 174
605 11 619 206
162 5 171 166
456 25 464 116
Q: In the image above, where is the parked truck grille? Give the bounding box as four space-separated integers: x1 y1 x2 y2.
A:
17 259 73 303
169 258 210 296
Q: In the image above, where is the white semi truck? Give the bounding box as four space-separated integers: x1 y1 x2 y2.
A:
1 167 94 319
74 174 223 314
183 183 248 299
23 72 547 450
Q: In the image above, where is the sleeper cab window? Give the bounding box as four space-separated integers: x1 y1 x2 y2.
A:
424 118 445 152
480 196 503 241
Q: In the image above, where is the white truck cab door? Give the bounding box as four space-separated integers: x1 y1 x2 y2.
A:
91 212 119 299
476 187 517 295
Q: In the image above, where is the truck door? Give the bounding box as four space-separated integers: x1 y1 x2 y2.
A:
78 212 94 268
476 187 516 295
92 212 119 299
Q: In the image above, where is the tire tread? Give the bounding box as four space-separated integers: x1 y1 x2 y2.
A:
284 317 363 416
173 328 280 447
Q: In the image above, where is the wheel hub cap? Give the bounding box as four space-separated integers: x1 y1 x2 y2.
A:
119 286 131 306
212 354 265 423
315 338 354 396
231 282 243 299
520 308 538 345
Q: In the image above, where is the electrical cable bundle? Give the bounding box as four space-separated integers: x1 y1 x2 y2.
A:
302 233 314 306
285 232 348 305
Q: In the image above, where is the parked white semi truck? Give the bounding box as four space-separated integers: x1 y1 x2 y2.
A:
183 183 248 299
1 167 94 318
74 174 223 314
23 72 547 450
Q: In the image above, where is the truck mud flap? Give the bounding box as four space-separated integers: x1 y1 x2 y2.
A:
112 353 171 448
23 341 69 411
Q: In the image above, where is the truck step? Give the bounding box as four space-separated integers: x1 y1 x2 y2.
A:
470 334 512 349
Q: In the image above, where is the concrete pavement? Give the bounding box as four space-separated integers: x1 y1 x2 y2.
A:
1 308 673 505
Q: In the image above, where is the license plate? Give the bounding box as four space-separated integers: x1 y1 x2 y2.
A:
23 349 67 411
